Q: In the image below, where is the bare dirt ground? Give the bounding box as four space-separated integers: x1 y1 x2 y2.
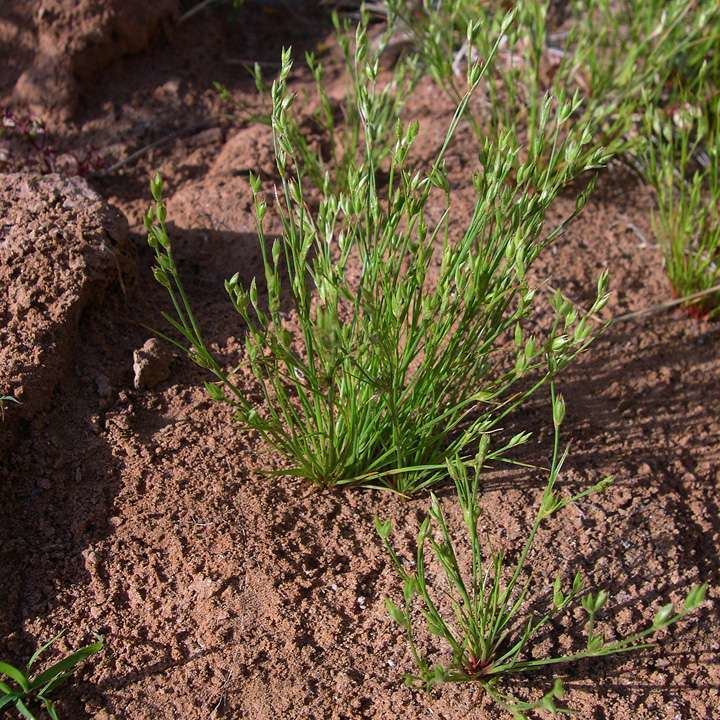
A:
1 3 718 719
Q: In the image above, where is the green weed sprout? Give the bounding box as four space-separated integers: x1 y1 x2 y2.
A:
0 634 104 720
384 0 719 176
375 388 707 717
0 394 19 421
643 78 720 317
147 11 611 493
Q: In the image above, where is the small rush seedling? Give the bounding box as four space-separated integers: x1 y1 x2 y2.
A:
148 12 612 494
0 634 104 720
0 393 18 421
376 387 707 717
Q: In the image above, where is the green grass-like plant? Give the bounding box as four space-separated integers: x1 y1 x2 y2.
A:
384 0 719 177
376 387 707 717
643 79 720 317
0 634 104 720
148 12 612 493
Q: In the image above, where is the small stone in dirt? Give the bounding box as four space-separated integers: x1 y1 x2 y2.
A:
132 338 172 390
92 710 117 720
188 127 223 147
334 670 355 691
82 548 99 573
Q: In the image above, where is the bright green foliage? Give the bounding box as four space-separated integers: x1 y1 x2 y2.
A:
643 77 720 317
384 0 719 174
0 634 104 720
376 388 707 717
148 13 611 493
216 10 418 194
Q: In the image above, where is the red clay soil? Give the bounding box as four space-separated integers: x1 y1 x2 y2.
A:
1 4 719 720
0 173 129 424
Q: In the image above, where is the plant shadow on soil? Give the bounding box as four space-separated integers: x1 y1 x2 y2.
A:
0 359 122 654
0 221 277 713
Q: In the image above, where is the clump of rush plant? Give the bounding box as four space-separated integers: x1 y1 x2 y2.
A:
643 75 720 318
215 8 418 194
383 0 719 178
147 10 612 494
0 634 103 720
375 387 707 717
